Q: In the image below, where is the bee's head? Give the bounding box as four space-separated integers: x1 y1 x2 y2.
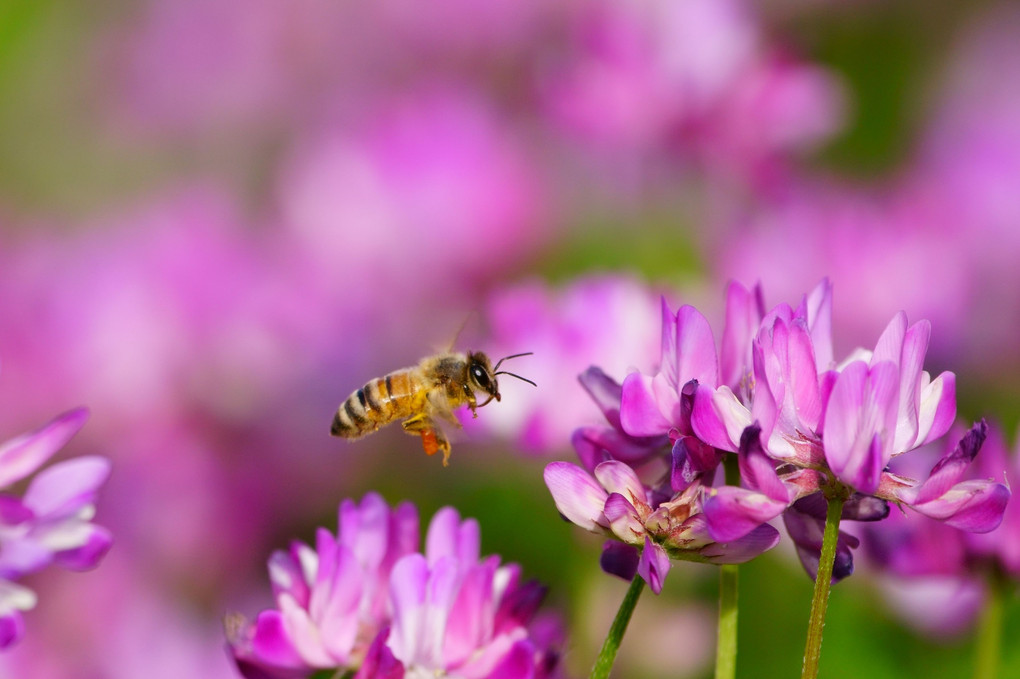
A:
466 352 500 403
467 351 535 407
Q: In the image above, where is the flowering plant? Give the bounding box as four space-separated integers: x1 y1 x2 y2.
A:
543 279 1009 679
228 493 562 679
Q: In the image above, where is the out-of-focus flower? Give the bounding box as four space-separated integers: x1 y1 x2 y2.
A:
475 275 661 454
0 188 287 426
711 184 972 361
713 7 1020 374
861 421 1020 635
111 0 360 135
910 4 1020 368
542 0 845 185
278 89 551 301
0 408 111 648
229 493 562 678
0 555 240 678
374 0 559 56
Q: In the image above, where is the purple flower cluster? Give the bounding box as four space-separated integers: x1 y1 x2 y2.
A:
545 280 1009 591
860 421 1020 635
0 408 111 648
229 493 561 679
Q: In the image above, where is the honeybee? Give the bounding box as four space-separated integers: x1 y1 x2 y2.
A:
330 351 534 466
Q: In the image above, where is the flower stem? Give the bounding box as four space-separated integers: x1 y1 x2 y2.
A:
801 493 845 679
715 453 741 679
716 564 739 679
972 570 1006 679
590 575 646 679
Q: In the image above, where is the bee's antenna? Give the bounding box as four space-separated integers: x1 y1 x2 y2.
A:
492 352 533 371
494 371 537 387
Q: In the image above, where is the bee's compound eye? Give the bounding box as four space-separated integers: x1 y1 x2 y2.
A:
471 365 491 389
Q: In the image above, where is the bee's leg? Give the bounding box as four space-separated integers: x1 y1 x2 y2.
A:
462 384 479 418
401 414 452 466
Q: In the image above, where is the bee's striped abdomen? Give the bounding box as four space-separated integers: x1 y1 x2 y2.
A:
331 369 420 438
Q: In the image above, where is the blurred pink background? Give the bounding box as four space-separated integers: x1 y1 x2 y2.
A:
1 1 1019 677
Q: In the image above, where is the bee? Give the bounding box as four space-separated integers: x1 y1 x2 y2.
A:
330 351 534 466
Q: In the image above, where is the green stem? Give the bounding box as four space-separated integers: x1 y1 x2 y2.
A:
716 564 739 679
590 575 646 679
972 570 1006 679
715 453 741 679
801 493 845 679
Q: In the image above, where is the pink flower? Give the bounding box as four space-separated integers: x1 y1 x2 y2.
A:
542 0 845 187
278 89 550 298
544 457 780 594
229 494 562 678
110 0 353 134
0 408 111 648
861 421 1019 635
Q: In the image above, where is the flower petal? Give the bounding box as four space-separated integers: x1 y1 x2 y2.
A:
824 361 898 494
0 609 25 650
670 436 721 492
719 280 759 390
913 421 987 505
603 493 644 545
674 305 719 389
889 320 930 451
278 593 334 667
426 506 479 566
703 487 787 543
593 460 646 505
317 548 364 661
543 462 608 532
571 426 660 472
22 456 110 518
737 424 789 502
578 366 624 430
339 492 390 571
494 572 545 634
269 542 315 607
354 627 405 679
0 579 37 614
799 278 833 371
783 500 858 582
637 538 670 594
243 609 308 670
52 524 113 571
915 372 957 447
620 373 673 437
690 384 749 452
699 522 781 564
486 639 538 679
388 554 429 664
600 541 639 582
443 557 498 665
0 408 89 488
871 311 907 366
912 480 1011 533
